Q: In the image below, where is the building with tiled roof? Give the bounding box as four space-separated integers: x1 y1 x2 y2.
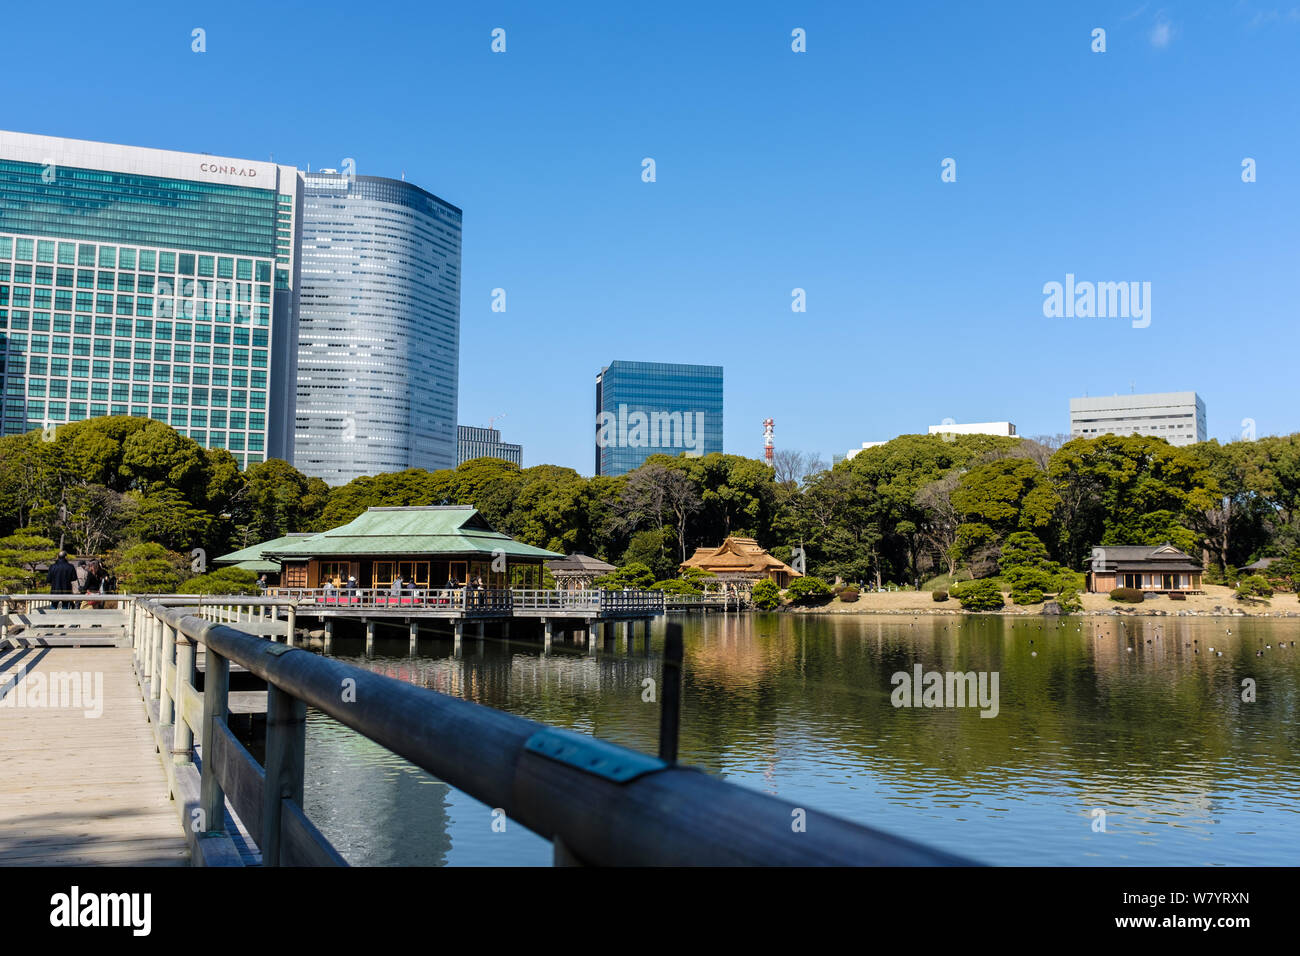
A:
679 537 802 588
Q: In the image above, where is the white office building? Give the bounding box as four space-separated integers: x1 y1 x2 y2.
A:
926 421 1017 438
1069 391 1206 447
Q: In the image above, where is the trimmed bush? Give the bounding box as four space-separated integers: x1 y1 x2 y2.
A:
838 587 859 603
1056 589 1083 613
751 579 781 610
786 575 834 606
950 579 1005 611
1236 574 1274 601
932 590 948 602
179 567 259 595
1011 588 1044 605
1109 587 1144 604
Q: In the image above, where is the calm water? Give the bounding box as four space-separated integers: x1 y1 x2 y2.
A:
298 613 1300 866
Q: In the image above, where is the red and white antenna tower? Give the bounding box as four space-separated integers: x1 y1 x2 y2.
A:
762 418 775 464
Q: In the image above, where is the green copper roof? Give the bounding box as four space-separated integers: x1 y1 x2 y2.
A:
213 533 316 566
261 507 564 560
226 559 280 574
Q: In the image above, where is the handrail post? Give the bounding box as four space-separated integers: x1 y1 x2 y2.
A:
199 642 230 836
172 634 196 765
261 683 307 867
286 604 296 647
151 616 164 700
159 622 176 726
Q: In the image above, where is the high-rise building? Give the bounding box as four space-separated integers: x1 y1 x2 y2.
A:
457 425 522 467
0 130 302 465
293 172 461 485
594 360 723 476
1069 391 1206 447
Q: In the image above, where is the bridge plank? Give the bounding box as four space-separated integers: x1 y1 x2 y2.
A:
0 646 189 866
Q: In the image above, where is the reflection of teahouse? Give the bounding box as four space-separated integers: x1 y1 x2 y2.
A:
259 506 562 591
545 553 617 591
679 537 802 589
1085 543 1204 594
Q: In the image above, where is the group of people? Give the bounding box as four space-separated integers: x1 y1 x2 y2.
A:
45 552 117 609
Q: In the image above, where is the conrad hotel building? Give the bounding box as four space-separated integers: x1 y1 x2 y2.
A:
0 130 301 465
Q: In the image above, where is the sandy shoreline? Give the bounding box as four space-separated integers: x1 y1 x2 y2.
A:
781 585 1300 618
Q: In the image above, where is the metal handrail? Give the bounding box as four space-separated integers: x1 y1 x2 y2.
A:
129 596 974 867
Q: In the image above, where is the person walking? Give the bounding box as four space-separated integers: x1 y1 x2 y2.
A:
82 561 103 609
47 552 77 609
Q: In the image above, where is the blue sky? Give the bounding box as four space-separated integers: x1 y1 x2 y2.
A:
5 1 1297 471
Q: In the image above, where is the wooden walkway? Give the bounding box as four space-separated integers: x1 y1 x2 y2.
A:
0 644 189 866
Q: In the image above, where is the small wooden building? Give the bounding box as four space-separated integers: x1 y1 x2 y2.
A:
680 537 802 588
1086 543 1204 594
259 506 562 590
545 553 617 591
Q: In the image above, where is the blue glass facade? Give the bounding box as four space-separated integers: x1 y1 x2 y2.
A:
0 137 299 466
594 360 723 476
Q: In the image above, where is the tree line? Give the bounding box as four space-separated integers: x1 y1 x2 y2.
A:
3 415 1299 593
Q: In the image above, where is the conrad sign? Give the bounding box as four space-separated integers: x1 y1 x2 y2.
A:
199 162 259 178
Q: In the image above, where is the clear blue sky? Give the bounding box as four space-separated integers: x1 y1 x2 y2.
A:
6 1 1297 471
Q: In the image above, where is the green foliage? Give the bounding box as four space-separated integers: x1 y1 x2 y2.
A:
1055 589 1084 613
751 578 781 610
932 589 948 602
593 562 656 590
649 578 700 595
0 529 59 592
785 575 833 605
112 543 186 593
1109 587 1144 604
1011 588 1044 605
1235 575 1273 601
179 567 260 595
999 532 1051 571
950 579 1005 610
620 527 679 581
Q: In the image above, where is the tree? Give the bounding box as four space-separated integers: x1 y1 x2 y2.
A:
593 562 656 589
785 575 833 605
950 579 1004 610
0 530 58 592
915 471 963 577
111 543 186 593
179 567 259 595
751 578 781 610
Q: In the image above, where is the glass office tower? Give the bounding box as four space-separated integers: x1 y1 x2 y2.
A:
457 425 522 466
294 172 461 485
595 360 723 476
0 130 301 466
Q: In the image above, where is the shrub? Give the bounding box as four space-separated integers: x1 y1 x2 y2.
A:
999 532 1050 572
1236 574 1274 601
111 542 186 593
751 579 781 610
593 562 656 590
786 575 833 606
649 578 700 595
179 567 260 595
1109 587 1144 604
932 590 948 602
1056 589 1083 613
950 579 1005 611
1011 588 1044 605
838 586 859 603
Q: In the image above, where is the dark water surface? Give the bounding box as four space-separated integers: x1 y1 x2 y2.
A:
299 613 1300 866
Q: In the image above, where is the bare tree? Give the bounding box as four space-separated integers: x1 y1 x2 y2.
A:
915 471 962 577
772 449 826 487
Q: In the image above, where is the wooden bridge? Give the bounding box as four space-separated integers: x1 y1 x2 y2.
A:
0 592 974 868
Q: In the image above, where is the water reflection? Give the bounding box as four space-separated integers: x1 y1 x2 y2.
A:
300 613 1300 866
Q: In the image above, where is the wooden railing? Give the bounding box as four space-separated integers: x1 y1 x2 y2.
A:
127 596 974 867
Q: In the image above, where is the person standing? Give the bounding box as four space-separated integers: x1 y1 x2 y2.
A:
47 552 77 609
82 561 103 609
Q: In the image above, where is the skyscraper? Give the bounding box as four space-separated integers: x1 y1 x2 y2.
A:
293 172 462 484
1069 391 1206 447
594 360 723 476
457 425 522 467
0 130 302 465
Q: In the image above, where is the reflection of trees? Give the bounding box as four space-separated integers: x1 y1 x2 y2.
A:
325 613 1300 800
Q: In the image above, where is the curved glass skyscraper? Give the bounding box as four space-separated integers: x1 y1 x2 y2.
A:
294 172 461 484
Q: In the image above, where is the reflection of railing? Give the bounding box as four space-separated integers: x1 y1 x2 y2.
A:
129 597 972 867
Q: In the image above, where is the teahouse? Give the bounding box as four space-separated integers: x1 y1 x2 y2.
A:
212 533 316 585
679 537 802 588
1085 543 1204 594
545 553 617 591
258 506 562 590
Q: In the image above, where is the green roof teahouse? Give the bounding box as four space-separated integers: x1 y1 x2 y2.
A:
259 506 562 590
